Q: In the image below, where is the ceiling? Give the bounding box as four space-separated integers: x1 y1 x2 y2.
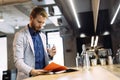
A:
54 0 120 36
0 0 32 33
0 0 29 4
0 0 120 35
0 0 63 34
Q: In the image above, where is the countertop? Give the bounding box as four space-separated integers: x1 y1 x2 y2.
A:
24 64 120 80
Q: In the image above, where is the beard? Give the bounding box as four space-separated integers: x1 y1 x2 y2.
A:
31 22 41 32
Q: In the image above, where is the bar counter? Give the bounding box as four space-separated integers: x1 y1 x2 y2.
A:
24 64 120 80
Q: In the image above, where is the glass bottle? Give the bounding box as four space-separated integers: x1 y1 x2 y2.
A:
76 52 81 70
83 52 90 70
81 44 90 70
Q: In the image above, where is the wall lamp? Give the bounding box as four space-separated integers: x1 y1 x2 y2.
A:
91 36 99 48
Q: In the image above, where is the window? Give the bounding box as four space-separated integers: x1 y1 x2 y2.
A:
0 36 7 80
47 31 64 65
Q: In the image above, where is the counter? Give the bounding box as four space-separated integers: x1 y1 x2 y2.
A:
24 65 120 80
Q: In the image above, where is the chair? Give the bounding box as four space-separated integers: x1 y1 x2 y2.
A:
2 69 17 80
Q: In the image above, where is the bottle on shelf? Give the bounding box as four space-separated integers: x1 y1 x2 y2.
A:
81 44 90 70
83 52 90 70
108 55 113 65
107 49 113 65
90 54 97 66
76 52 81 70
116 48 120 64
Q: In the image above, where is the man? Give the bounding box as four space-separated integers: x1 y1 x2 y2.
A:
13 6 56 80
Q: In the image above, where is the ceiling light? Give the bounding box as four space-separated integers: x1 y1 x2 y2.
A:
102 31 110 35
0 0 4 22
15 25 19 29
80 33 86 38
14 19 19 29
69 0 81 28
94 36 99 47
49 6 54 16
110 3 120 24
48 16 61 26
57 18 62 25
0 11 4 22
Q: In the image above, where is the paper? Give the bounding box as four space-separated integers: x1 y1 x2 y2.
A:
44 62 68 72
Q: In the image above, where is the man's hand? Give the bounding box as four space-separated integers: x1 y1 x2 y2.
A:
30 69 48 76
47 45 56 57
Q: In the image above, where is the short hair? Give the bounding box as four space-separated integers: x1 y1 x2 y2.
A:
30 6 48 18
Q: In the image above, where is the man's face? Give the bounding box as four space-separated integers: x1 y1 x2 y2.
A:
30 15 46 31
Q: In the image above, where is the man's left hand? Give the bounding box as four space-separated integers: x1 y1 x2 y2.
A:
47 45 56 57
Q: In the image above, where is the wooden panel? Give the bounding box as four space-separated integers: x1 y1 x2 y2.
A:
91 0 100 32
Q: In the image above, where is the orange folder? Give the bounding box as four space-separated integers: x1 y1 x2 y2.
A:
44 62 68 72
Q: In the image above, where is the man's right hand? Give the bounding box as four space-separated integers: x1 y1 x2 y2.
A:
30 69 48 76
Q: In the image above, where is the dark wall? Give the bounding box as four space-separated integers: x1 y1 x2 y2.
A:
96 9 113 49
76 36 91 54
77 11 94 36
76 9 113 55
96 9 111 35
111 23 120 56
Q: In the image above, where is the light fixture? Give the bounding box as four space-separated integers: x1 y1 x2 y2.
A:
90 36 99 48
48 6 54 16
91 36 94 47
69 0 81 28
37 0 42 1
15 25 19 29
102 31 110 35
57 18 62 25
0 0 4 22
14 19 19 29
48 16 61 26
0 11 4 22
79 33 86 38
110 3 120 24
94 36 99 47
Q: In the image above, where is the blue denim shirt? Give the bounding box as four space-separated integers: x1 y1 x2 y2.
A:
28 25 45 69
